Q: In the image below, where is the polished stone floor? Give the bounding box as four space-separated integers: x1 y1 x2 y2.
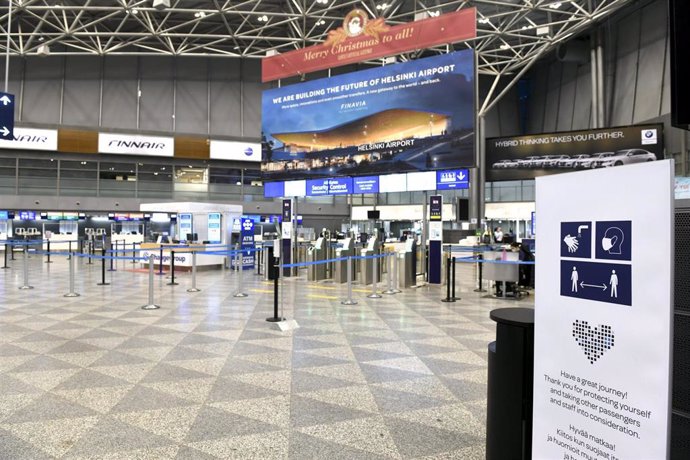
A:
0 251 533 459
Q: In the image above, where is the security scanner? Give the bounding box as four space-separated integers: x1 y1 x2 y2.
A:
398 238 416 288
358 233 381 285
334 237 354 283
307 237 328 281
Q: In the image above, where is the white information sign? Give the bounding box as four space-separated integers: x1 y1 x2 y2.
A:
533 161 673 459
99 132 174 157
210 140 261 162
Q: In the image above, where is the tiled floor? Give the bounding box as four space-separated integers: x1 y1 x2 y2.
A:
0 251 533 459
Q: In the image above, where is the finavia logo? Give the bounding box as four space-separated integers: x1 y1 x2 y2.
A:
242 220 253 231
244 147 254 156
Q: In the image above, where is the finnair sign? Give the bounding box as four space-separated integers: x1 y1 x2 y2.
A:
0 127 58 151
99 133 174 157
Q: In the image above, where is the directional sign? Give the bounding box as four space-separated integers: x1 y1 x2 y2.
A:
0 92 15 140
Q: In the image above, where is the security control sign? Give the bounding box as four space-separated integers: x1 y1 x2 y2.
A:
0 92 14 140
533 161 674 459
306 177 353 196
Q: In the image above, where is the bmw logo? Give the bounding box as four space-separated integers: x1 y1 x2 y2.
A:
644 130 653 138
244 147 253 156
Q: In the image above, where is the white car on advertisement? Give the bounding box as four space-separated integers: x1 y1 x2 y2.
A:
580 152 615 169
492 159 518 169
558 154 590 168
597 149 657 168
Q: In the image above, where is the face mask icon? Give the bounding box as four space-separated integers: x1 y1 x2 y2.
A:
602 227 624 254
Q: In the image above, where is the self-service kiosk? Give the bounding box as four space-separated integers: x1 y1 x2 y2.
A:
398 238 417 288
358 233 381 285
334 237 354 283
307 237 328 281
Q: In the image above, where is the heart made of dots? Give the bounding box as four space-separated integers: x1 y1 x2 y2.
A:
572 320 615 364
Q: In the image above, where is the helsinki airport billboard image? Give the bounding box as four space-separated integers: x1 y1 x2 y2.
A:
261 50 475 180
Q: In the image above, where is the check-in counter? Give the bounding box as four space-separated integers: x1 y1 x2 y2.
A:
111 233 145 247
139 243 225 269
484 250 520 297
42 233 78 251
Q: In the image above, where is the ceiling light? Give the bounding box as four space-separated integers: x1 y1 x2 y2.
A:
153 0 171 10
131 8 139 15
376 3 389 10
548 2 563 9
316 20 326 26
428 11 440 17
315 0 328 4
478 18 491 24
194 11 206 18
521 25 533 30
500 44 511 50
258 15 269 22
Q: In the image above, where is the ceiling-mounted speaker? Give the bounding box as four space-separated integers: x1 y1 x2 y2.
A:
153 0 171 11
670 0 690 130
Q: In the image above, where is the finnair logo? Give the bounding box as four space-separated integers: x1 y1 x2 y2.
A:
108 140 166 150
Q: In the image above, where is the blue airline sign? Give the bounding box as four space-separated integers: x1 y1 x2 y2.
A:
0 92 14 140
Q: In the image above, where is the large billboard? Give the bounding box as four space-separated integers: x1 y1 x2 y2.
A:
261 50 475 180
486 124 664 181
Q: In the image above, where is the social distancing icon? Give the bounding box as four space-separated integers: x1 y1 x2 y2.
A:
560 220 632 306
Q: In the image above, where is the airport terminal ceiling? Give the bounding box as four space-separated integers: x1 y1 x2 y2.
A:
0 0 631 80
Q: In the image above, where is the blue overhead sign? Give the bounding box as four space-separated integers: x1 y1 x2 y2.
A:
353 176 380 194
306 177 353 196
436 169 469 190
264 181 285 198
0 92 14 140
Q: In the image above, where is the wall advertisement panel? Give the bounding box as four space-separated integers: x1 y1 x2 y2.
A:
210 140 261 162
262 50 475 180
533 161 673 459
486 124 663 181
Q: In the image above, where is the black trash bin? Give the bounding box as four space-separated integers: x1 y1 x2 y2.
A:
486 307 535 460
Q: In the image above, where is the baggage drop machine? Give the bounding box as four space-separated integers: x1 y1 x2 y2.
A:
307 237 328 281
334 237 354 283
358 232 381 285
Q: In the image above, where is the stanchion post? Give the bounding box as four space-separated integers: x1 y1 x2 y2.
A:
474 253 487 293
187 250 200 292
441 255 455 303
64 252 80 297
266 257 283 322
45 240 52 264
341 255 357 305
451 256 460 300
2 243 8 269
19 247 33 290
157 247 164 275
10 241 15 260
234 248 247 297
108 242 116 272
131 242 136 264
68 241 72 260
367 255 382 299
142 254 160 310
87 241 93 265
167 250 178 286
97 247 110 286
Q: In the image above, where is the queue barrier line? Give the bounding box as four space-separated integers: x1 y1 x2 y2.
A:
454 256 536 265
105 243 258 255
280 252 391 269
33 250 149 262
